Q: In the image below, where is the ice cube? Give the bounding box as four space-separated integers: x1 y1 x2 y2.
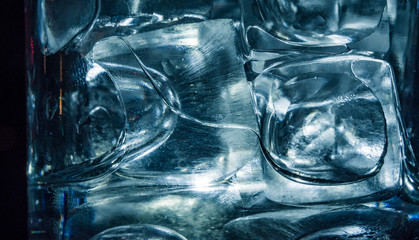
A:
86 19 259 184
255 71 386 183
249 55 403 204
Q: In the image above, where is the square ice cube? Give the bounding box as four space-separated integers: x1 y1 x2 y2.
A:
87 19 259 185
249 55 404 204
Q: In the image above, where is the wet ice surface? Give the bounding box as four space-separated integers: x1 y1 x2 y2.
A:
223 206 408 239
249 55 402 204
255 70 386 183
241 0 386 47
86 19 259 184
90 224 187 240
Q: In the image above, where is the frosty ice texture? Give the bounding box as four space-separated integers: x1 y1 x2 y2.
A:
37 0 214 54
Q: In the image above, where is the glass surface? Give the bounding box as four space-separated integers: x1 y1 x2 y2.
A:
26 0 419 239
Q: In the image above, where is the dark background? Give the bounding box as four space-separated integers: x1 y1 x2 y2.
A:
1 1 27 239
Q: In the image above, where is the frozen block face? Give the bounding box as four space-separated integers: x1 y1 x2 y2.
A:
240 0 388 50
86 19 259 184
223 207 409 239
90 224 187 240
250 55 403 204
28 55 126 183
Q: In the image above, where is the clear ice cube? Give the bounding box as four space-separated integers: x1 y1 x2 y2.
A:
249 55 403 204
86 19 259 184
255 71 386 183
